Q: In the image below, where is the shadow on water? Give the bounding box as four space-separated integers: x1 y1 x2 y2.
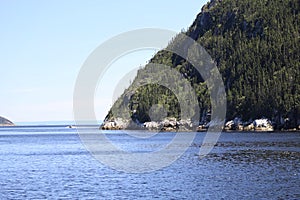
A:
204 149 300 163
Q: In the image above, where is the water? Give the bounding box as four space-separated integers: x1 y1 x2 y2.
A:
0 126 299 199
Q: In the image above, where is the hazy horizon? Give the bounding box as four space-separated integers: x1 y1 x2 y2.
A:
0 0 207 123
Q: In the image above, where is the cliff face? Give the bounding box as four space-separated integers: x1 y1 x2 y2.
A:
0 116 14 126
103 0 300 129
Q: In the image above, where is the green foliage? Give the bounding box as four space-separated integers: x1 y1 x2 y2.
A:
105 0 300 127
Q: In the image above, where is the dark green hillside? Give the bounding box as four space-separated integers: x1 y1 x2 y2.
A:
104 0 300 129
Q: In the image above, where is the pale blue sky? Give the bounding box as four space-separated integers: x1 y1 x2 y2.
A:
0 0 207 123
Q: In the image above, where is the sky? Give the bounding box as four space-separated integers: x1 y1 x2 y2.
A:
0 0 207 123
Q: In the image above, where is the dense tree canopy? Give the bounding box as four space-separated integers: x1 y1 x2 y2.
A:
105 0 300 128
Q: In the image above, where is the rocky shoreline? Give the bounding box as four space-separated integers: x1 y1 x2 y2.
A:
101 118 195 132
100 117 300 132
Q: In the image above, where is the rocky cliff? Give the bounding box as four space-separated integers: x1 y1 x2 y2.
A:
102 0 300 130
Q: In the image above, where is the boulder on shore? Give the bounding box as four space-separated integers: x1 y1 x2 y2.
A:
100 118 129 130
100 117 195 131
253 119 273 131
224 118 274 132
144 121 161 130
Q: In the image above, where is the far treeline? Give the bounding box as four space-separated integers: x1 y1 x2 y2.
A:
105 0 300 129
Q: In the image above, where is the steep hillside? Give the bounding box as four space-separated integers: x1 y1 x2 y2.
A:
104 0 300 129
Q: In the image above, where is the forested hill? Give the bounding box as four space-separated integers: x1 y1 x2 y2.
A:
104 0 300 129
0 116 14 126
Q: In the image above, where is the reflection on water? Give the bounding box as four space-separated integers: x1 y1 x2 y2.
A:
0 126 299 199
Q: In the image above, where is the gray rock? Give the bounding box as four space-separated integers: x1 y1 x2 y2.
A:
0 116 14 126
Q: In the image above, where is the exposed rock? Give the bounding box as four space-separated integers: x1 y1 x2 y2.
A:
143 121 161 130
101 116 294 132
100 118 129 130
101 117 197 132
162 118 178 128
224 117 243 131
104 0 299 131
243 123 254 131
0 116 14 126
224 118 274 132
196 125 208 132
147 118 179 132
178 119 193 131
253 119 274 132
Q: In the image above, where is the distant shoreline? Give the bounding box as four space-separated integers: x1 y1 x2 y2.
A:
0 124 298 133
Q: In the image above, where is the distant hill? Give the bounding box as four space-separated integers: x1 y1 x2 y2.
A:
104 0 299 129
15 120 102 126
0 116 14 126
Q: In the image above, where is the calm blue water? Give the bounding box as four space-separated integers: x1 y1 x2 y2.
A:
0 126 299 199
